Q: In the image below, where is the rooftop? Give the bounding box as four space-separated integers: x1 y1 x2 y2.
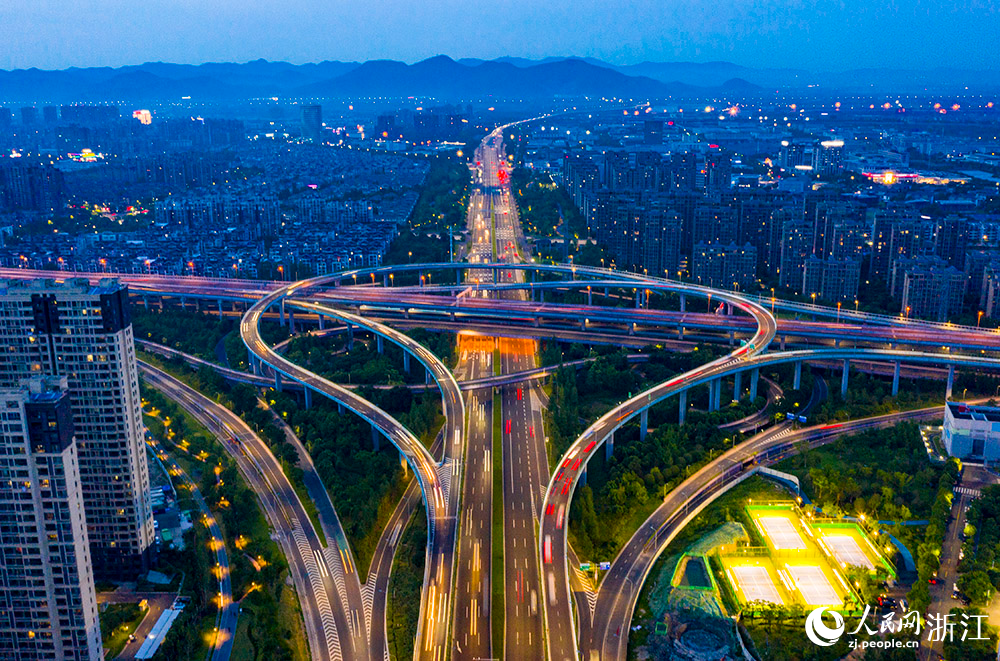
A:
947 401 1000 423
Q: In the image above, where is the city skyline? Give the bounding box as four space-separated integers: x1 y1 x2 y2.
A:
1 0 998 72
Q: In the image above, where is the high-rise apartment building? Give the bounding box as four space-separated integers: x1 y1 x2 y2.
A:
0 377 103 661
301 104 323 141
900 265 967 321
0 279 154 578
692 242 757 291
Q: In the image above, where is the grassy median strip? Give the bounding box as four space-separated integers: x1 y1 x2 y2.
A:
491 390 504 655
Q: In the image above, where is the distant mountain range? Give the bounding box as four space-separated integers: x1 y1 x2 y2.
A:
1 55 997 103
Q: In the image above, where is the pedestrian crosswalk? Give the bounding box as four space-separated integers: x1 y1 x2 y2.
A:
955 486 981 498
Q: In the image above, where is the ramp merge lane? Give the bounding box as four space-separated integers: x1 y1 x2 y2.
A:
241 278 465 661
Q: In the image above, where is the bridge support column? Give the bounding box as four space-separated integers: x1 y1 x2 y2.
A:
750 368 759 401
347 325 354 351
383 274 388 287
793 361 802 390
780 335 786 351
604 287 609 299
274 371 282 392
540 291 544 303
709 380 720 412
217 299 223 315
629 322 636 335
587 289 592 306
892 361 901 397
734 371 742 402
371 424 380 451
279 300 286 326
635 290 641 308
318 315 325 330
400 451 408 476
679 390 688 425
403 352 411 373
728 330 735 347
338 402 344 414
605 432 614 460
377 336 384 354
678 326 684 340
841 359 850 398
143 295 149 310
426 367 433 384
946 365 955 400
304 387 313 409
288 310 295 334
580 319 586 331
679 294 686 313
640 409 648 442
834 338 840 348
180 297 186 310
579 467 586 487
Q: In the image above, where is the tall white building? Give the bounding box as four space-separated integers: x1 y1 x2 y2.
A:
0 378 103 660
0 279 153 578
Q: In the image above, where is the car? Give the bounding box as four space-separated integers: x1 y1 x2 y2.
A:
529 425 534 438
555 469 564 482
516 387 522 401
556 505 565 529
584 440 597 453
546 503 555 516
571 457 582 471
505 419 511 434
543 536 552 563
561 480 570 495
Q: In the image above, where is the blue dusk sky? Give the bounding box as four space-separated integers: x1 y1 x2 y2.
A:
0 0 997 71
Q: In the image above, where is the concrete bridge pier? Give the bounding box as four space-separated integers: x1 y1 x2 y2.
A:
338 402 344 415
377 336 384 354
635 290 641 308
605 432 614 460
946 365 955 399
249 352 260 375
143 296 149 310
579 467 587 487
708 379 720 412
679 294 686 313
733 371 742 402
288 310 295 334
604 287 609 299
892 361 901 397
587 289 592 306
383 274 388 287
318 315 325 330
841 359 850 398
371 424 381 451
274 371 282 391
540 290 545 303
347 325 354 351
639 409 648 442
217 299 223 315
793 361 802 390
728 330 735 347
403 352 411 373
834 338 841 348
425 368 433 385
279 300 286 326
679 390 688 425
780 336 786 351
750 368 759 401
304 387 313 409
678 326 684 340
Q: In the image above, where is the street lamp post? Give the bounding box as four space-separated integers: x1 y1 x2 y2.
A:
978 310 984 328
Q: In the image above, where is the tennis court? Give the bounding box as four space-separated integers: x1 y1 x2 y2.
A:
823 535 875 569
758 516 807 550
731 565 783 604
787 565 840 605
